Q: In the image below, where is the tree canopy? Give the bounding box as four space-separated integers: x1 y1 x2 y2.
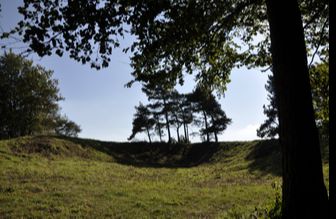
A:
2 1 328 91
129 86 231 143
0 52 81 138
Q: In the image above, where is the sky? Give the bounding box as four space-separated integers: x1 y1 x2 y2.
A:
0 0 270 142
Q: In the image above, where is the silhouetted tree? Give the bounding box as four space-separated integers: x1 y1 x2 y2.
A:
257 74 279 139
188 86 231 142
149 104 165 142
207 96 232 143
169 90 184 142
128 103 155 143
142 84 173 143
179 94 193 142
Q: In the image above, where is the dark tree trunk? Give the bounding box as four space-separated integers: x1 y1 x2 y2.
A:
158 121 162 142
182 112 188 141
176 126 180 142
186 124 189 142
146 127 152 143
265 0 328 218
211 115 218 143
163 98 171 143
329 1 336 215
183 121 187 141
202 110 209 142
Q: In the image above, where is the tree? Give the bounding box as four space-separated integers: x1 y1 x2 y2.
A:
128 103 155 143
55 115 81 137
169 90 183 142
149 103 165 142
5 0 329 216
142 84 173 143
188 86 231 142
256 74 279 139
0 52 60 138
265 1 328 217
207 95 232 143
179 94 193 143
0 52 81 139
258 62 329 141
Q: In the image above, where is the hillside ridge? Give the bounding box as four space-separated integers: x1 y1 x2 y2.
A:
0 135 281 173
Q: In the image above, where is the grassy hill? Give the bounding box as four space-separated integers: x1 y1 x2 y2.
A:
0 136 328 218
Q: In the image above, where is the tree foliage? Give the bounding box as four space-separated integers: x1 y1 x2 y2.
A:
256 74 278 139
130 86 231 143
257 62 329 139
0 52 81 138
128 102 155 143
2 1 327 91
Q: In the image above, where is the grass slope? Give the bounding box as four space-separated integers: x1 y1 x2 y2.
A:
0 136 328 218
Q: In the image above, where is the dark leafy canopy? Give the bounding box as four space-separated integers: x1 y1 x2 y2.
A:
3 0 327 92
0 52 81 139
188 86 231 142
131 86 231 143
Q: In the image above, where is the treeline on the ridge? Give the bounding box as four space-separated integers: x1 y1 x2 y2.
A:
0 52 81 139
129 84 231 143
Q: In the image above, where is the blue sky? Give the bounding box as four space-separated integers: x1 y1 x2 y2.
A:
1 0 270 142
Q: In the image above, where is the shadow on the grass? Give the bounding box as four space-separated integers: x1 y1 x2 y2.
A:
56 136 220 168
246 139 282 176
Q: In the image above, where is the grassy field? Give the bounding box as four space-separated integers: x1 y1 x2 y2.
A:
0 136 328 218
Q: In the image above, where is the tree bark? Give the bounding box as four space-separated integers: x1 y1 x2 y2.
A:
211 115 218 143
163 98 171 143
156 115 163 142
329 0 335 215
158 122 162 142
176 126 180 142
146 127 152 143
202 111 210 142
265 0 328 218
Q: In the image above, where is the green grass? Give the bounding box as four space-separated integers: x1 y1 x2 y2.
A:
0 136 328 218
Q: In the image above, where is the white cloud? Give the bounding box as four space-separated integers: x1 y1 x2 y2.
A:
220 124 260 141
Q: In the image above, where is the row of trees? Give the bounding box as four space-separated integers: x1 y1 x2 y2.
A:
129 85 231 143
0 52 81 139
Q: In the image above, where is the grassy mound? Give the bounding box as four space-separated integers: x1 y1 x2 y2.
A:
0 135 281 169
0 136 326 218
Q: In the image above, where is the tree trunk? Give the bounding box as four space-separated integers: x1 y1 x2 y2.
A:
183 121 187 141
202 111 209 142
176 126 180 142
329 1 336 214
163 98 171 143
265 0 328 218
211 115 218 143
182 112 188 141
146 127 152 143
186 124 189 142
158 121 162 142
